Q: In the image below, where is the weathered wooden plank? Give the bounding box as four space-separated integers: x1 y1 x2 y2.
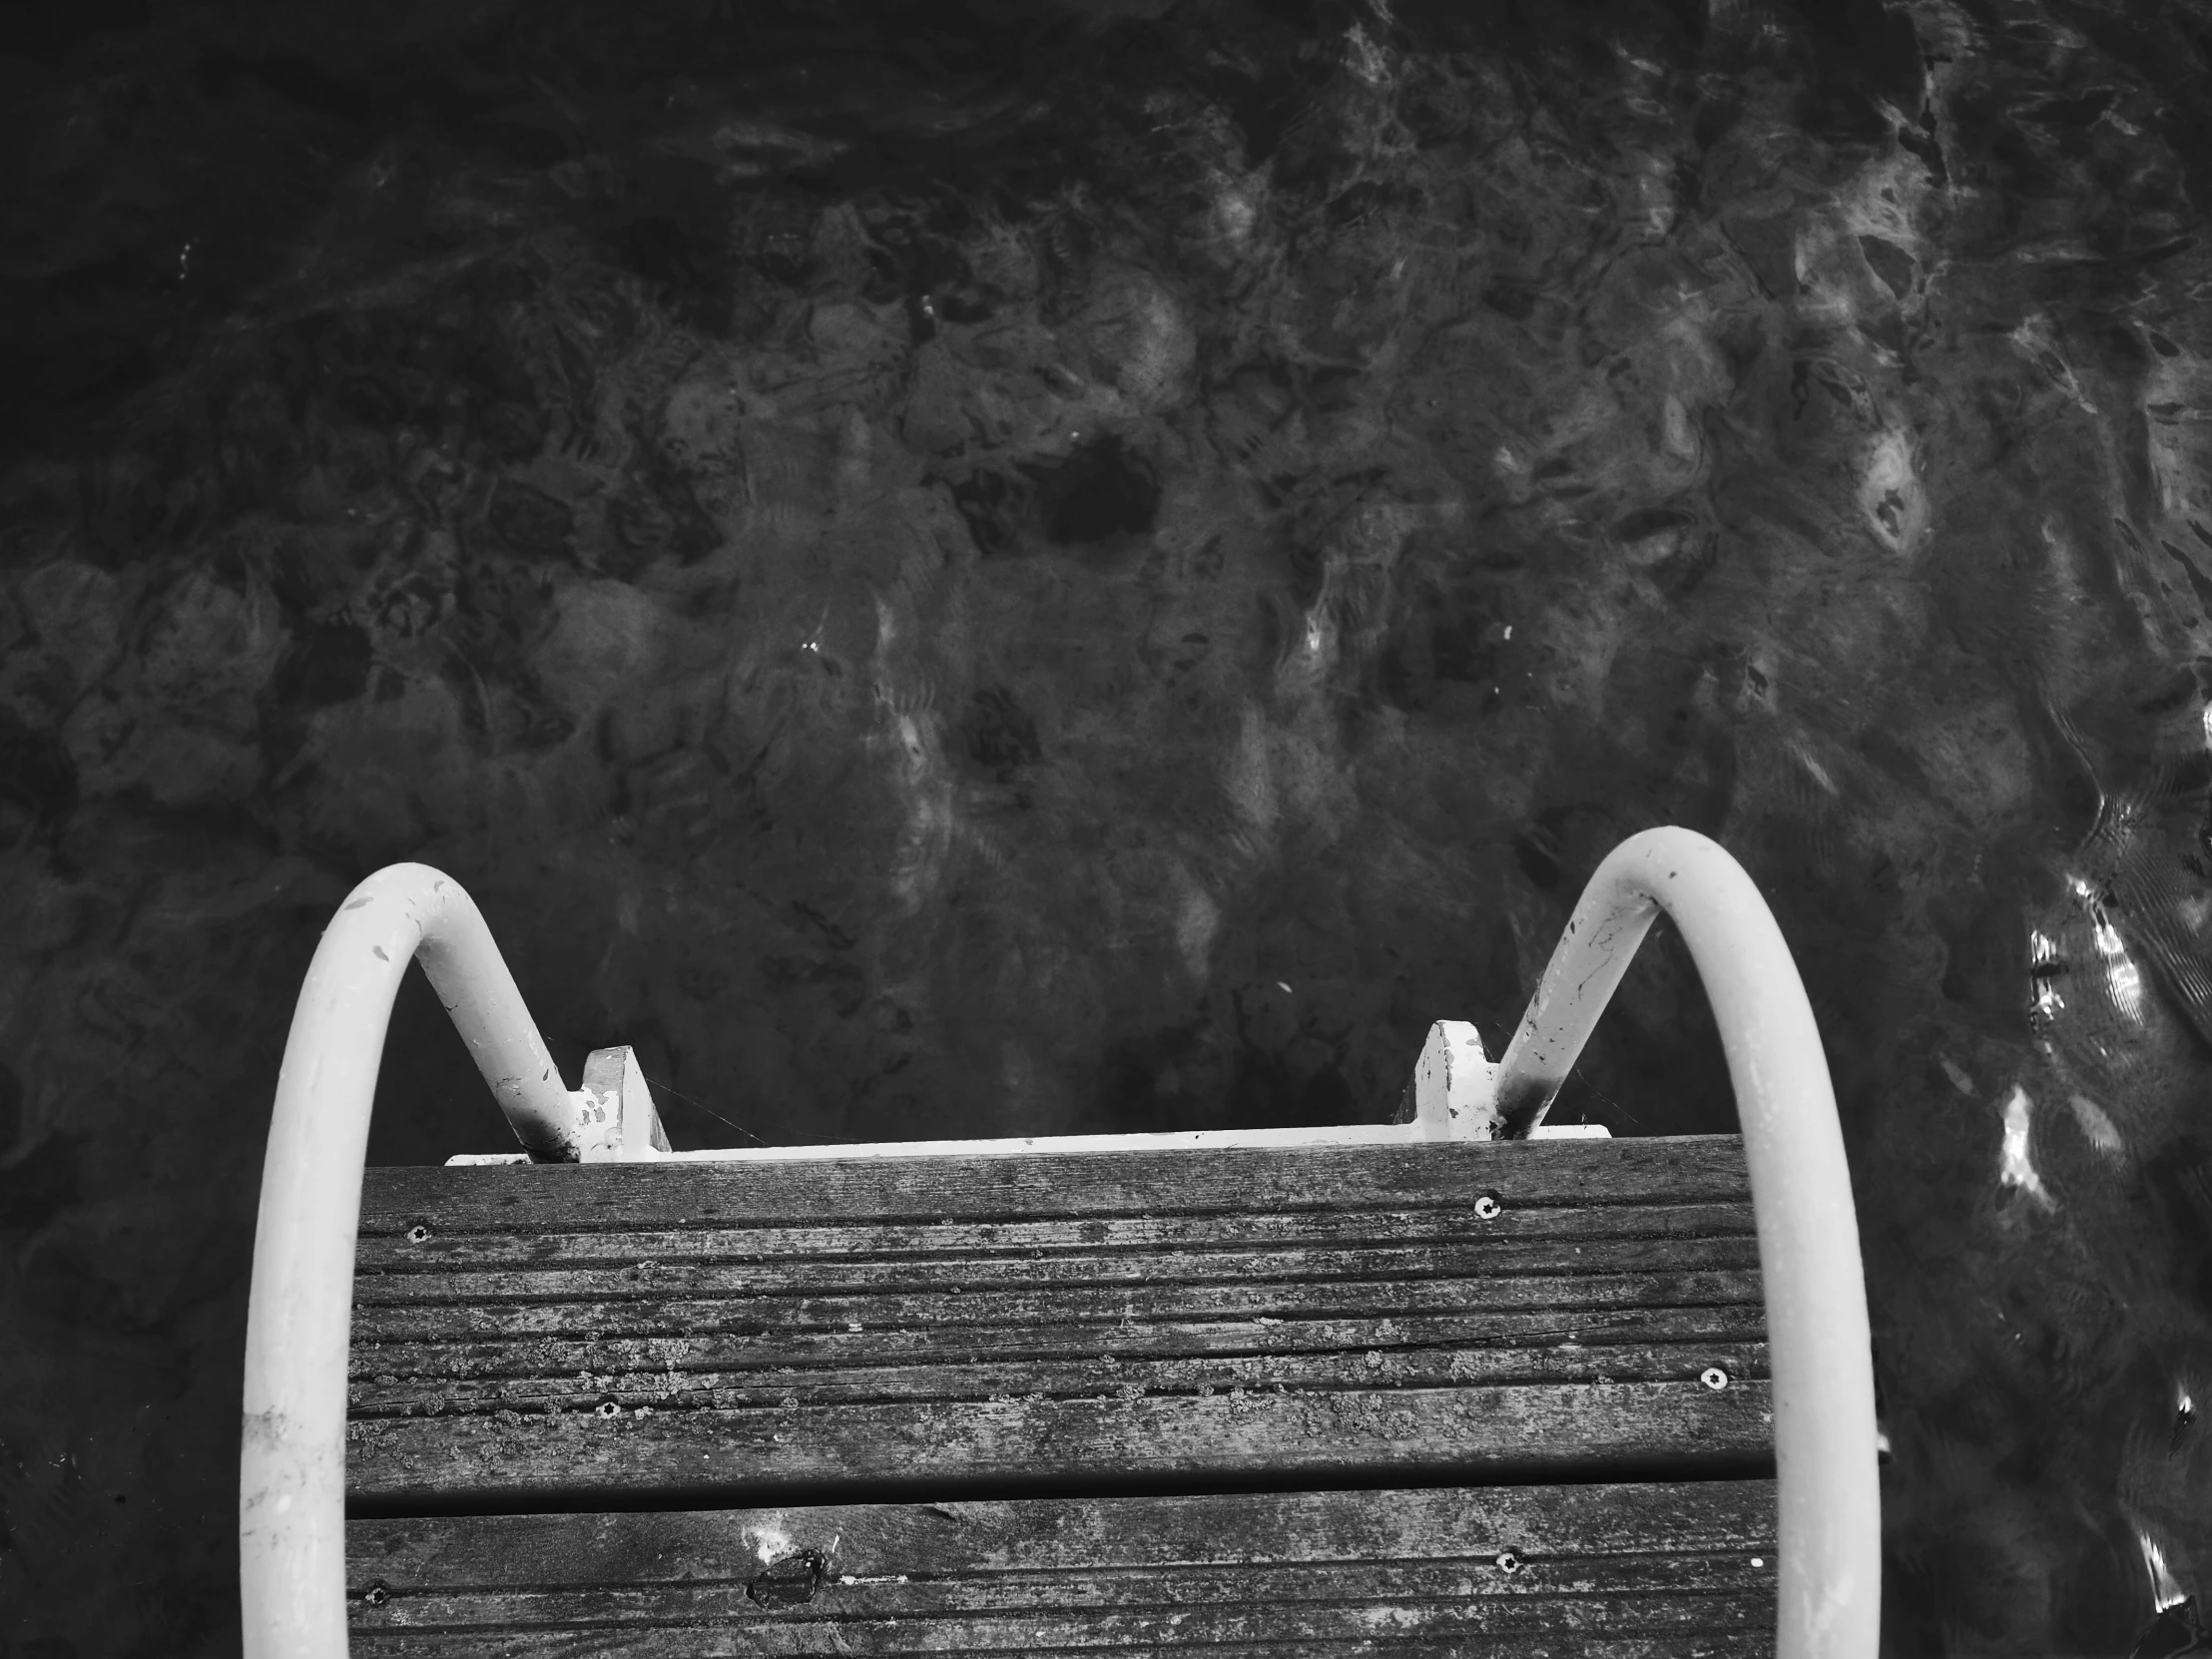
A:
353 1235 1761 1306
357 1478 1775 1573
351 1270 1762 1349
372 1563 1769 1620
346 1380 1773 1506
349 1638 1771 1659
355 1597 1774 1654
351 1339 1769 1417
357 1202 1759 1272
349 1137 1766 1502
358 1136 1752 1235
348 1481 1777 1655
353 1199 1759 1273
351 1304 1766 1382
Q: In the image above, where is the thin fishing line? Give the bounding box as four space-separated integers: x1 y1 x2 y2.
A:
1570 1061 1634 1128
638 1069 772 1147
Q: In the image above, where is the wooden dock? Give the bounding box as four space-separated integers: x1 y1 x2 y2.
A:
344 1134 1780 1655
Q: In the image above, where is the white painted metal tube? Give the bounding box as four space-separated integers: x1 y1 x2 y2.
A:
240 864 580 1659
1493 827 1879 1659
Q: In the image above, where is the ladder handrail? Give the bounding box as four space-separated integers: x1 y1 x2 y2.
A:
244 836 1877 1657
240 864 582 1659
1494 827 1881 1659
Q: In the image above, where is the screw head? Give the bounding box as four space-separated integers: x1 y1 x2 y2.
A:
1700 1366 1731 1391
597 1396 622 1418
1472 1193 1502 1221
406 1224 431 1245
363 1583 390 1607
749 1549 827 1609
1495 1548 1522 1574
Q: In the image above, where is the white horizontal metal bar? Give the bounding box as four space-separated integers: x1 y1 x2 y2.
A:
445 1118 1610 1166
444 1021 1607 1165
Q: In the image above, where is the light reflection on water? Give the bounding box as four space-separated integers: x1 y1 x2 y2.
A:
2 0 2212 1650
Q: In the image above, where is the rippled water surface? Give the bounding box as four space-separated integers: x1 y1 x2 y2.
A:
6 0 2212 1650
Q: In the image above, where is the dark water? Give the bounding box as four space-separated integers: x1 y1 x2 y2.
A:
4 0 2212 1650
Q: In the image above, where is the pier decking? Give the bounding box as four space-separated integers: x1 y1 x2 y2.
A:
345 1135 1779 1655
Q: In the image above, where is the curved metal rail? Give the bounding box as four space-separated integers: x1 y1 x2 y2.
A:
243 835 1878 1657
1493 826 1881 1659
240 864 584 1659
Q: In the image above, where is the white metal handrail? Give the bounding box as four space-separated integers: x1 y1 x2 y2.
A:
240 864 594 1659
1493 827 1880 1659
243 835 1877 1658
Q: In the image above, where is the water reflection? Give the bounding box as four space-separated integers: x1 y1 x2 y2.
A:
4 0 2212 1650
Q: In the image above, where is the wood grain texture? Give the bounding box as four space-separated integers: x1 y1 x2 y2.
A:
360 1136 1752 1233
350 1136 1769 1505
347 1480 1779 1655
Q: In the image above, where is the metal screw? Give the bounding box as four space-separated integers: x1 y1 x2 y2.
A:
1473 1193 1502 1220
749 1549 827 1608
597 1397 622 1418
406 1225 431 1244
363 1584 390 1607
1495 1549 1522 1575
1700 1366 1730 1391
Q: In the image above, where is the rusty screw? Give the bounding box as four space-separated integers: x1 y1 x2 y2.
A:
1700 1366 1731 1391
1472 1193 1502 1221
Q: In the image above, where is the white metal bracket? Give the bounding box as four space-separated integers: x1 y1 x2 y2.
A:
573 1046 671 1162
449 1020 1606 1166
1396 1018 1608 1140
